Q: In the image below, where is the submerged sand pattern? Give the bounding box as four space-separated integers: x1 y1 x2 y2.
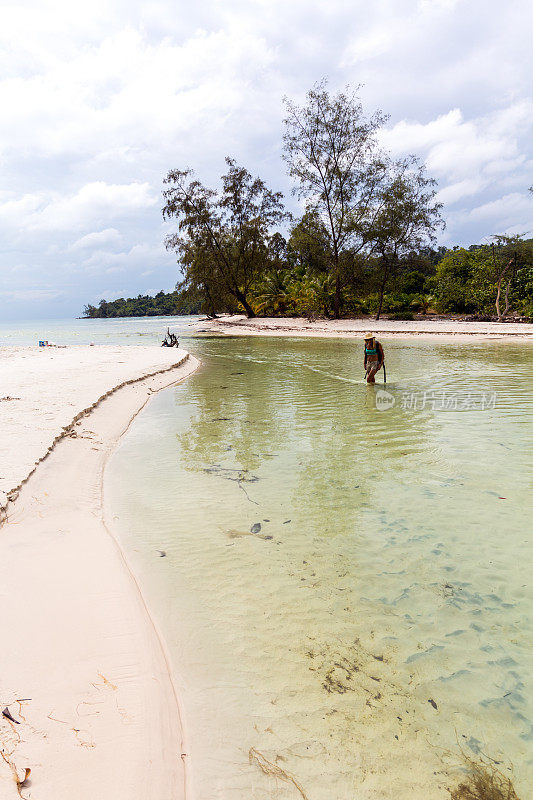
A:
107 336 533 799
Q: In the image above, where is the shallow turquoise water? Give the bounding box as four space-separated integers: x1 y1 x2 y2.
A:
0 315 200 346
106 336 533 799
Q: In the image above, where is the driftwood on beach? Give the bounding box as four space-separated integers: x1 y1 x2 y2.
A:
161 328 179 347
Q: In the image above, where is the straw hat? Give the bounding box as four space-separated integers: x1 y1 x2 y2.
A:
363 332 374 340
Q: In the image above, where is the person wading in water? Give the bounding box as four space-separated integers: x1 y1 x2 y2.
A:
364 332 385 383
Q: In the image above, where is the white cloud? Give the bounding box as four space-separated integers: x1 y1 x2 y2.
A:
342 30 393 64
79 241 165 274
0 0 532 316
436 179 484 206
69 228 122 251
0 288 65 302
442 192 533 244
468 193 533 227
0 182 156 233
0 27 278 162
418 0 463 12
381 106 528 181
381 102 533 227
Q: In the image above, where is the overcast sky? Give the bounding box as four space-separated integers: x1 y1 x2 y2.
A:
1 0 532 319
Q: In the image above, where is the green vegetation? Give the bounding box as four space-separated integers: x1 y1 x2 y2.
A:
82 236 533 320
83 84 533 322
432 238 533 318
82 288 201 318
162 157 289 318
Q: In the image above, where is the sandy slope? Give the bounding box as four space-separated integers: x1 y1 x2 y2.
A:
0 345 195 512
200 314 533 340
0 348 199 799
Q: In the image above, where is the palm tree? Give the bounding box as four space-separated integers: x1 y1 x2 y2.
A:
310 273 336 317
255 271 293 315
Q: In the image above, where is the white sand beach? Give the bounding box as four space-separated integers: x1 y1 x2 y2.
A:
0 346 199 799
200 314 533 340
0 345 197 512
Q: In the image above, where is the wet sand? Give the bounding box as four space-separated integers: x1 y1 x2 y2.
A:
0 347 199 799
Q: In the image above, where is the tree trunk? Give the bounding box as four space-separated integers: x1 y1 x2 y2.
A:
334 270 341 319
236 290 256 318
332 245 341 319
502 277 511 318
493 245 513 322
202 282 218 318
495 260 513 321
502 253 516 318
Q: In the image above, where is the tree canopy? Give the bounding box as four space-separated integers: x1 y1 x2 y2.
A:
83 83 533 323
283 81 389 317
162 158 289 317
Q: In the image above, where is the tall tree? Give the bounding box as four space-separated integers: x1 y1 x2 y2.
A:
283 81 388 317
489 234 531 320
371 156 444 319
287 211 331 276
162 158 288 318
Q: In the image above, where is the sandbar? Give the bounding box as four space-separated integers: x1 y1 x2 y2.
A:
200 314 533 341
0 346 199 799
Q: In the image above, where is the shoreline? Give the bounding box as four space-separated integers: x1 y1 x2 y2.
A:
199 314 533 341
0 345 197 514
0 350 199 799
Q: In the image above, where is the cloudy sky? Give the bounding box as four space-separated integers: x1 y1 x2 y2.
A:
1 0 532 319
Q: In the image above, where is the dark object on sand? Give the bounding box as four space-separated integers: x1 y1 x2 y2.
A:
2 706 20 724
162 328 179 347
157 550 166 557
17 768 31 789
251 523 262 534
449 756 520 800
428 698 438 710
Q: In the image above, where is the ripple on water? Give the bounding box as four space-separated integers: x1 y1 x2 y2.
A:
107 336 533 799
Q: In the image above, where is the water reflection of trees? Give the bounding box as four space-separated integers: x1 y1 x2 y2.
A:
175 339 298 477
175 338 438 538
283 342 438 539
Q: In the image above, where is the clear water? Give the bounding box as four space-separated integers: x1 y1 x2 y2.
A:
106 336 533 799
0 315 202 346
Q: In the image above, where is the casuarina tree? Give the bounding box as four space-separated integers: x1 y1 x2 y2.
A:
283 81 388 318
162 158 289 318
371 156 444 319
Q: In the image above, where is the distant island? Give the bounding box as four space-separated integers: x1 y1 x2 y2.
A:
82 289 201 318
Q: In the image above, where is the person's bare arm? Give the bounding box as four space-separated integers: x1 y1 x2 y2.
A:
377 342 384 366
